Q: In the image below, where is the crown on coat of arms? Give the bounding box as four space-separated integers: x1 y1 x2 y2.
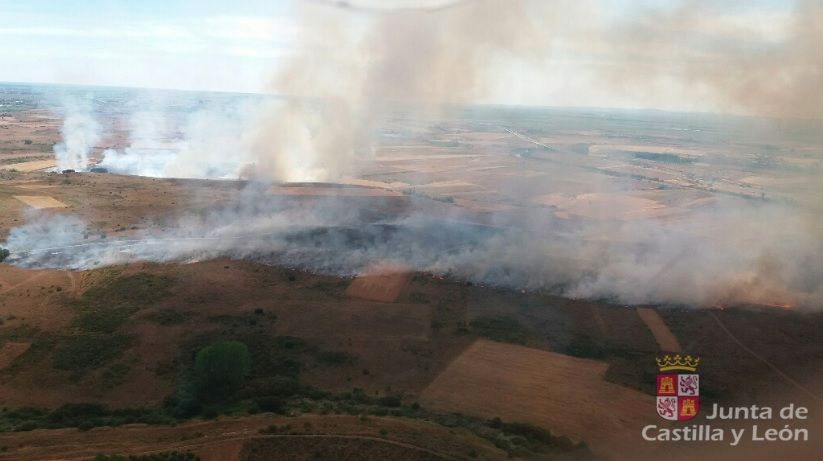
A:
656 354 700 372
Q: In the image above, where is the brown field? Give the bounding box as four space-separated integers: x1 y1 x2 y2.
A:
11 183 57 190
275 300 430 340
346 265 408 303
0 265 76 330
420 339 655 456
0 159 56 172
0 342 30 369
534 192 666 220
0 260 459 408
636 307 682 353
13 195 68 209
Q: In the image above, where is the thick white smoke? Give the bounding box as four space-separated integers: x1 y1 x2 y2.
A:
98 101 266 179
53 99 101 171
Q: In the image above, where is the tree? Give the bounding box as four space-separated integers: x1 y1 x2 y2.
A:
194 340 251 402
0 247 9 263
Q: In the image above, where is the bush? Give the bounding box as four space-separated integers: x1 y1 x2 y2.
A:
317 351 356 366
254 396 285 413
47 403 107 425
0 248 9 263
238 377 302 400
0 404 173 432
377 396 402 408
194 341 251 402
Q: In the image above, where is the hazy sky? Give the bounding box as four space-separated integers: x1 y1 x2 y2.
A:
0 0 802 114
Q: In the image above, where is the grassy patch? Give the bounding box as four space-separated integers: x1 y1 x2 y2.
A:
317 350 358 366
469 315 530 344
0 326 50 372
0 325 39 343
52 333 133 371
144 308 187 326
564 334 609 359
74 308 135 333
0 155 52 166
76 272 174 312
102 362 132 389
68 273 174 335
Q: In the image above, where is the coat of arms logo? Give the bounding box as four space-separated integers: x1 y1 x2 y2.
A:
655 354 700 421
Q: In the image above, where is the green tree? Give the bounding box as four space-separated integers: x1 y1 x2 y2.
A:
194 340 251 402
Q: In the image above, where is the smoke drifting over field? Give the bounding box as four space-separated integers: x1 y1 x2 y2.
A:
6 0 823 308
6 186 823 308
53 99 100 171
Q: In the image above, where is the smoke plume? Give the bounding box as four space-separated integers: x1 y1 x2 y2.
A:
53 99 101 171
99 101 262 179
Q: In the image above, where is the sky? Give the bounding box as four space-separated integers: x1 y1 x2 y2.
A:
0 0 296 93
0 0 803 114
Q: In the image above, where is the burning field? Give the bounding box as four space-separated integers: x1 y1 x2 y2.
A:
0 0 823 459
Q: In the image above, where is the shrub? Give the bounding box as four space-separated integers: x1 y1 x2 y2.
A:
377 396 402 408
317 351 356 366
194 341 251 402
254 396 285 413
47 403 107 425
238 377 302 399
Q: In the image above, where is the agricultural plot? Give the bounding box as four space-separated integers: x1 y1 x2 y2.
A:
13 195 67 209
420 339 655 456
